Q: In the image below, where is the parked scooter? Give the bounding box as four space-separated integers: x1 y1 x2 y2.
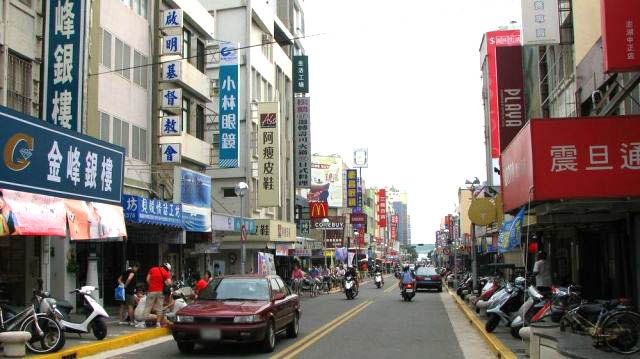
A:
474 279 502 313
374 271 384 289
344 275 358 300
509 285 553 338
39 286 109 340
485 277 526 333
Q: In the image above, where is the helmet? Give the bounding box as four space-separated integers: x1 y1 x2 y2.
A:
163 263 172 271
514 276 526 287
403 265 410 271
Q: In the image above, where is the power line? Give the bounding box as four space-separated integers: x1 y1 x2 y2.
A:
88 33 325 77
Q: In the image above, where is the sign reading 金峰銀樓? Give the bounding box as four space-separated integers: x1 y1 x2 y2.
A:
43 0 87 132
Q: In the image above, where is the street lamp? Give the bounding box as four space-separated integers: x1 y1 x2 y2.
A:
354 231 359 270
465 177 481 292
235 181 248 274
321 218 330 268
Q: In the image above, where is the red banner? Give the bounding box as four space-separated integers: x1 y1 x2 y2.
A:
601 0 640 72
496 46 525 152
350 213 366 224
485 30 521 158
377 189 387 227
501 116 640 211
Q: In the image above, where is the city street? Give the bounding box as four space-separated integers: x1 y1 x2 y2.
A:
93 278 492 359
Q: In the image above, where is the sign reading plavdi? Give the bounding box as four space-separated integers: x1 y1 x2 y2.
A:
219 42 240 168
43 0 86 131
1 105 124 205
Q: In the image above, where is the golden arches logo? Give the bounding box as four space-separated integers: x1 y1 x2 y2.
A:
4 133 33 171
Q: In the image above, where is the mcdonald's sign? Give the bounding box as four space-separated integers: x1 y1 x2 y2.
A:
309 201 328 219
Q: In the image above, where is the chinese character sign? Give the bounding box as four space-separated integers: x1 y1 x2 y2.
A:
122 195 183 228
295 97 311 188
163 35 182 55
161 144 180 163
601 0 640 72
377 189 387 227
161 9 183 29
293 55 309 93
258 102 281 207
161 116 181 136
43 0 86 132
219 42 240 168
520 0 561 45
162 61 182 81
1 105 124 204
162 88 182 109
346 169 358 208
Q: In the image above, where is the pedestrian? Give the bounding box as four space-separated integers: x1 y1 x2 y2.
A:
194 270 212 299
143 263 172 328
117 261 140 325
532 252 552 292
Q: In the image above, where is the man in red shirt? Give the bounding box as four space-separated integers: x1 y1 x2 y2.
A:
194 270 212 299
143 263 172 328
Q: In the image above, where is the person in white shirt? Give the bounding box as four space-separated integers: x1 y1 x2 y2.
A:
532 252 552 290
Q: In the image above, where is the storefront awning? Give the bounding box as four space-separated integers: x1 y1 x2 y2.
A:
122 195 183 228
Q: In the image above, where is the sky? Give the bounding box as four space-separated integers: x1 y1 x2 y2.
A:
303 0 522 244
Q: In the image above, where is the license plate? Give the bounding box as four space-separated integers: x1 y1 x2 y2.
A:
406 288 413 292
200 328 221 340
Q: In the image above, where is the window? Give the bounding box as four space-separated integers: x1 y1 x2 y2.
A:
113 117 122 148
213 132 220 149
223 188 237 197
133 0 140 15
133 51 147 88
7 53 32 115
197 39 205 73
18 0 32 7
196 105 205 140
140 55 148 88
101 29 112 68
122 121 130 156
182 97 190 135
132 126 140 160
122 43 131 79
141 0 147 18
99 112 110 141
275 277 290 296
182 29 191 60
139 128 147 162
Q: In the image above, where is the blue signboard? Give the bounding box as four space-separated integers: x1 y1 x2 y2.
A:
498 206 525 253
234 217 257 234
43 0 86 132
174 167 211 232
218 43 239 168
123 195 183 228
0 105 124 204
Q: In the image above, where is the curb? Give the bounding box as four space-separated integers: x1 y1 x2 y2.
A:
446 287 517 359
33 327 169 359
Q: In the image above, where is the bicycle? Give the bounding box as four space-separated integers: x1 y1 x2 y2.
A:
0 302 65 354
559 290 640 354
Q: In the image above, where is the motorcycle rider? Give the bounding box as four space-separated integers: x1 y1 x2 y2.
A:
398 264 415 289
375 264 384 285
346 265 359 292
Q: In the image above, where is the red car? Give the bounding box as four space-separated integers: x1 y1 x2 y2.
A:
171 274 300 354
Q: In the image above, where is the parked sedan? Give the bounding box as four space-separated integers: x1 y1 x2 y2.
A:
171 274 300 354
415 267 442 292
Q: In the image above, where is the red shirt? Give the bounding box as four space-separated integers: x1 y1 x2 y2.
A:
195 279 209 295
147 267 170 293
292 268 304 279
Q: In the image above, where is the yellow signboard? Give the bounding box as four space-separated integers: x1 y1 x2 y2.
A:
468 198 496 225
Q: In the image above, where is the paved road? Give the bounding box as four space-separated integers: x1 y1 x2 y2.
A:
95 277 492 359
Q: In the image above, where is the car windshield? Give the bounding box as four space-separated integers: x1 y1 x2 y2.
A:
199 278 270 301
416 267 437 276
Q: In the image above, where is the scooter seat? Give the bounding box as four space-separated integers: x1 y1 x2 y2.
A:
579 303 603 315
56 300 74 311
0 304 19 316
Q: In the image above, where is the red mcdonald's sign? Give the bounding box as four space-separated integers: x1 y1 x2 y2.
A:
309 201 328 219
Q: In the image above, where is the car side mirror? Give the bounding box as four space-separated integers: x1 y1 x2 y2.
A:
273 293 286 301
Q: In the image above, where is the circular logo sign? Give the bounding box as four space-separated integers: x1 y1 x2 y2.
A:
468 198 496 225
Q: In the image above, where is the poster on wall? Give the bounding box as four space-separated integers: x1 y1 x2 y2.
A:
308 155 344 208
0 188 66 237
173 167 212 232
65 199 127 240
257 252 276 275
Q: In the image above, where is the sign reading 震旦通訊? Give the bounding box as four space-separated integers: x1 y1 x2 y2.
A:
219 42 240 168
258 102 281 207
43 0 87 132
1 105 124 205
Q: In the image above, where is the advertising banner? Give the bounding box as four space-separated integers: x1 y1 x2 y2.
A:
275 244 289 256
311 216 345 231
294 97 311 188
346 169 358 208
43 0 86 132
601 0 640 72
484 30 521 159
521 0 561 45
309 155 344 208
65 199 126 240
1 106 124 205
498 206 524 253
350 213 366 225
309 201 328 219
218 42 240 167
173 167 212 232
501 116 640 212
257 252 277 275
496 46 525 152
122 195 182 228
353 148 368 168
0 188 66 237
293 55 309 93
257 102 281 207
377 189 387 227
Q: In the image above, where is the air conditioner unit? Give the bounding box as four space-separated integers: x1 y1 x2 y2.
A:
262 33 273 44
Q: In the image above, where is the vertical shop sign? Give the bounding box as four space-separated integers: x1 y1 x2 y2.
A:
601 0 640 72
293 55 309 93
294 97 311 188
257 102 281 207
43 0 86 132
346 169 358 208
377 189 387 227
521 0 561 45
496 46 526 152
219 42 240 167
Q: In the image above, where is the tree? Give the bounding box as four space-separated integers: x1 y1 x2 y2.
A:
401 245 418 262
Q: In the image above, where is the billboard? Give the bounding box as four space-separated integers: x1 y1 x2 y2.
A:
309 201 328 219
377 189 387 227
496 46 526 152
293 55 309 93
308 155 344 208
65 199 127 240
346 169 358 208
0 188 67 237
218 42 240 167
294 97 311 188
601 0 640 72
173 167 212 232
43 0 86 131
521 0 561 45
258 102 281 207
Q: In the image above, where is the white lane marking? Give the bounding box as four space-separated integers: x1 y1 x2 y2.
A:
440 292 494 359
83 336 173 359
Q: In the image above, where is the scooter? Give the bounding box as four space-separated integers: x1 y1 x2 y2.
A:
485 277 526 333
401 281 416 302
344 275 358 300
509 285 548 338
475 279 502 313
39 286 109 340
374 271 383 288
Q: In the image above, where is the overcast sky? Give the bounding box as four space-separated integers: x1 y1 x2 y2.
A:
304 0 521 244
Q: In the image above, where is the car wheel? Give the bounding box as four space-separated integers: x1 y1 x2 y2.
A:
177 341 195 354
262 321 276 353
287 312 299 338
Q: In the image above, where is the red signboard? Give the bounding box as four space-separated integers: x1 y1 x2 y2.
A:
484 30 521 158
501 116 640 212
496 46 525 152
309 201 328 219
391 215 399 225
350 213 366 224
601 0 640 72
377 189 387 227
